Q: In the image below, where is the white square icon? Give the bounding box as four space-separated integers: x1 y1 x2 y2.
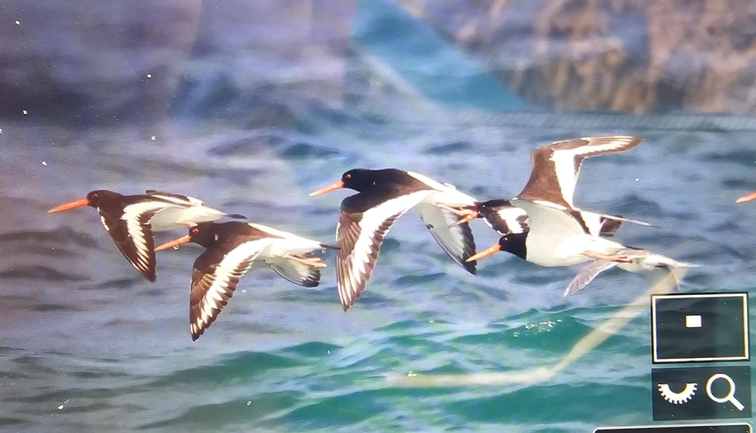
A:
686 314 702 328
651 292 749 363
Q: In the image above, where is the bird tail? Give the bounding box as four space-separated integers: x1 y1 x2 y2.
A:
638 252 699 292
646 253 700 270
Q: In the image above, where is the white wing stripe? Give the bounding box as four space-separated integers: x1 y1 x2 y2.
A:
202 239 269 296
192 240 269 332
339 191 430 305
550 150 578 208
549 136 639 208
118 201 172 270
349 191 429 274
121 201 173 232
146 192 206 206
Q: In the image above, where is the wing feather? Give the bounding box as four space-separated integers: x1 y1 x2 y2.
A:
416 204 477 274
519 136 643 207
266 256 322 287
103 201 172 281
476 199 529 235
189 240 268 340
563 260 618 296
336 191 428 311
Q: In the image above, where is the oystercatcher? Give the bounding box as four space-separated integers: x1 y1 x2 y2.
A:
458 136 649 234
467 136 693 294
309 168 479 311
155 221 337 341
472 198 697 295
48 189 244 282
471 198 624 238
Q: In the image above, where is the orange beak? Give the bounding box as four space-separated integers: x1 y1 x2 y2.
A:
736 191 756 204
309 180 344 196
155 235 191 252
466 244 501 262
48 198 90 213
455 210 479 226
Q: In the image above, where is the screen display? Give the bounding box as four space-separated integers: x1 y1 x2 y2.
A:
2 1 753 432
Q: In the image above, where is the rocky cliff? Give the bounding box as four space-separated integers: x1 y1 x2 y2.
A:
403 0 756 114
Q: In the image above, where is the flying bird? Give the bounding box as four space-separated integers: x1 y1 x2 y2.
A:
155 221 337 341
467 136 693 295
48 189 244 281
457 136 649 235
310 168 479 311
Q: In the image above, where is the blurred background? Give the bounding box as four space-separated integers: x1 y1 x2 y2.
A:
2 0 756 432
5 0 756 124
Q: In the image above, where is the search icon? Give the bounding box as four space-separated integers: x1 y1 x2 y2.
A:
706 373 745 411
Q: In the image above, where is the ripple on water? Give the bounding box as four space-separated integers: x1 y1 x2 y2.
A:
0 227 98 248
137 392 304 431
700 148 756 167
274 388 392 430
446 381 648 427
147 351 303 388
424 141 472 155
280 142 339 159
0 266 87 282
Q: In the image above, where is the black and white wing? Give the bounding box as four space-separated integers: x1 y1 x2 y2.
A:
265 256 323 287
563 260 619 296
514 199 590 237
336 191 429 311
102 201 171 282
145 190 204 206
475 199 529 235
189 240 268 341
519 136 643 208
146 190 244 223
415 203 477 274
572 210 651 236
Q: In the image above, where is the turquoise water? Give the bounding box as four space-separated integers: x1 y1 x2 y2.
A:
2 1 756 432
4 108 756 432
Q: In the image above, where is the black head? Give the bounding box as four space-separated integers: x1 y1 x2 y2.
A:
310 168 414 197
499 232 527 260
340 169 377 192
187 222 221 248
340 168 406 193
85 190 121 208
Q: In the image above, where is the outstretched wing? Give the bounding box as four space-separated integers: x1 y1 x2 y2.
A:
336 191 429 311
189 240 269 341
102 201 170 282
519 136 643 208
563 260 619 296
476 199 529 236
266 256 323 287
416 203 477 274
145 190 205 206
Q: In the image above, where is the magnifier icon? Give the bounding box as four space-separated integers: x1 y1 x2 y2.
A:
706 373 745 411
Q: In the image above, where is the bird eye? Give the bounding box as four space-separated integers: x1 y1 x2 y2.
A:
344 173 351 179
191 227 199 234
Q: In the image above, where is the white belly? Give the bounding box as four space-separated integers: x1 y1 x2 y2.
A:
526 231 623 267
